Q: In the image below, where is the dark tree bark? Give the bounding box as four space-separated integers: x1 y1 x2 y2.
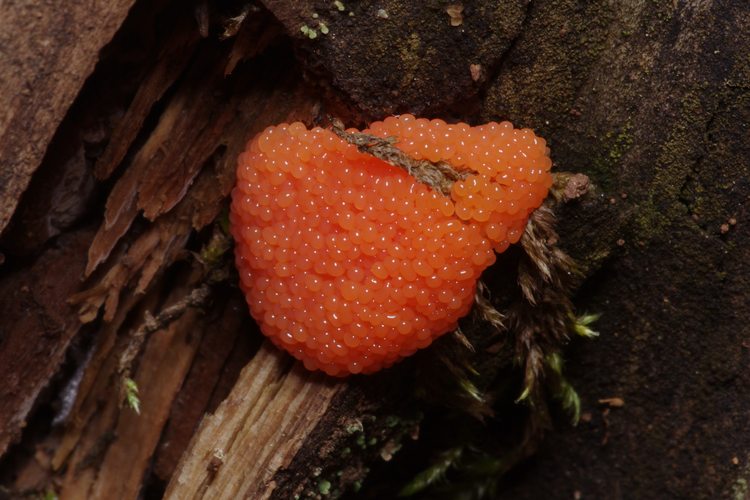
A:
0 1 748 499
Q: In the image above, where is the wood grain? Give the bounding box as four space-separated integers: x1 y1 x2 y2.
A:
165 342 342 500
0 0 136 234
0 228 92 455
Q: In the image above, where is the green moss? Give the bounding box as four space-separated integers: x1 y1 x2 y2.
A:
397 33 422 89
124 377 141 415
318 479 332 495
634 92 707 241
300 24 318 39
588 121 633 193
483 0 615 128
355 434 366 449
733 478 748 500
608 126 634 162
384 415 399 427
344 420 363 434
296 411 421 496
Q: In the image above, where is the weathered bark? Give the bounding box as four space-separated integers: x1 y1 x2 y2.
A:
0 228 93 457
0 0 137 234
164 344 341 499
1 1 749 499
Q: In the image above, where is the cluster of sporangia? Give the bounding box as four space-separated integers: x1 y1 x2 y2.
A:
230 115 553 376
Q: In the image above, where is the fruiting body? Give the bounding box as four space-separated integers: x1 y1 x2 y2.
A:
230 116 552 376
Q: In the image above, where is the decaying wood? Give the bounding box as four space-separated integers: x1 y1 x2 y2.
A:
92 13 201 182
73 14 313 320
151 296 257 483
1 0 750 499
0 4 326 496
57 276 204 500
0 0 137 234
165 343 341 499
38 288 256 499
0 228 93 456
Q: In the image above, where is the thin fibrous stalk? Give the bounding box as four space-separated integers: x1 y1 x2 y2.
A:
473 280 505 331
331 120 475 196
117 227 231 411
399 447 463 496
117 283 213 409
511 202 590 428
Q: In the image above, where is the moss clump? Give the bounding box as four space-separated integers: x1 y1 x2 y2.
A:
317 479 332 495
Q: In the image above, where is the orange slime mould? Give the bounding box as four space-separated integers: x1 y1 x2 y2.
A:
230 115 553 376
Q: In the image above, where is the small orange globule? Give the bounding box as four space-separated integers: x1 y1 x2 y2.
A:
230 115 553 376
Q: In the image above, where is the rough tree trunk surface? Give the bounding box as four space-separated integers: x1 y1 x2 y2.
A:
0 1 748 500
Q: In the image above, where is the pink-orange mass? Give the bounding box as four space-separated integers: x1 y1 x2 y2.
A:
230 115 552 376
